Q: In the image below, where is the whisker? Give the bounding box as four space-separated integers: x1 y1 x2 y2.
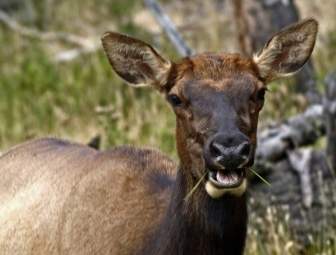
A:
249 168 271 186
184 172 208 201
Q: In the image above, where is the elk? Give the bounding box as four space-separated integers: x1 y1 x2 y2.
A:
0 19 317 255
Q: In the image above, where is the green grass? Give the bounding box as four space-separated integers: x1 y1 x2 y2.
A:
0 28 176 155
1 28 334 254
0 1 336 253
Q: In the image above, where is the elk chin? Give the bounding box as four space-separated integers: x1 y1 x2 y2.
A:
205 169 247 198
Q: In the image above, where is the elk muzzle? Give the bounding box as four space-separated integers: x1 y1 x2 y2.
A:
204 132 251 198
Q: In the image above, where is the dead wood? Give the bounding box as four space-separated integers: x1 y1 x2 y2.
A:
144 0 194 57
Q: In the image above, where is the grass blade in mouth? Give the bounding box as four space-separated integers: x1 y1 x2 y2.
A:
249 168 271 187
184 172 208 201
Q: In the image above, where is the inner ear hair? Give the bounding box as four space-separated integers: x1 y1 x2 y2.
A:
253 18 318 82
101 32 172 89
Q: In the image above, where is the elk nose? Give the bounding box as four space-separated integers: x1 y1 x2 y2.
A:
208 137 251 169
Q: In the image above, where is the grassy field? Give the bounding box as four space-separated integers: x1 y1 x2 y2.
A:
0 0 335 254
0 31 177 154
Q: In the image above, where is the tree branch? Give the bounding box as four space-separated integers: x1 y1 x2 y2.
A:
54 42 100 63
0 9 99 62
0 10 89 47
144 0 194 57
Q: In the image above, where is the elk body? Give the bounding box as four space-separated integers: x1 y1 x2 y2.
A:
0 19 317 255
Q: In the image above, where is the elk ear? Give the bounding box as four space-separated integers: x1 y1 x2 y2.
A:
101 32 172 89
253 18 318 83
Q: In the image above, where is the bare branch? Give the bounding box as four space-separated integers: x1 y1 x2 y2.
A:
287 148 314 208
0 10 90 47
0 9 101 62
54 42 100 63
144 0 194 57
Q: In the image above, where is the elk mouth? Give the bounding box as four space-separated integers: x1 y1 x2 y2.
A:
205 168 247 198
208 168 246 188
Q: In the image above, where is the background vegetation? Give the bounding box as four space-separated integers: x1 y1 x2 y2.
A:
0 0 335 254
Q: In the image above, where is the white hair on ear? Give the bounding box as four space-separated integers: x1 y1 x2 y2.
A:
101 31 172 89
253 18 318 82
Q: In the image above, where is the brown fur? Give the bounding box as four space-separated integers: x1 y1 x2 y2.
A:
0 19 318 255
0 138 176 255
168 54 264 182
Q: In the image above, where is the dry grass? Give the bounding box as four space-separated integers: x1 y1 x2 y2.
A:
1 0 335 253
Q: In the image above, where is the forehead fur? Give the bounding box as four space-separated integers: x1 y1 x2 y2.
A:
174 53 261 82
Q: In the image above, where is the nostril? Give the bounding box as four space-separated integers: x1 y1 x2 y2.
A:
238 142 251 158
210 142 225 157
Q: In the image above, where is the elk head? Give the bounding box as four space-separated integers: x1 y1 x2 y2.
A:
102 19 317 199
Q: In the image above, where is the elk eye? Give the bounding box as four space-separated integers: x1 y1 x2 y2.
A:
256 88 267 101
167 94 182 107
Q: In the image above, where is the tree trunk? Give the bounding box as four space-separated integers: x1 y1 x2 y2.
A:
233 0 320 103
324 72 336 173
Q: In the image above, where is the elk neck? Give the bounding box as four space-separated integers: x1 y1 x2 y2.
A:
139 164 248 255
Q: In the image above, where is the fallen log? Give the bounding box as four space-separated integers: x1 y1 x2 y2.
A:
249 149 336 246
324 72 336 173
255 104 325 172
250 74 336 247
